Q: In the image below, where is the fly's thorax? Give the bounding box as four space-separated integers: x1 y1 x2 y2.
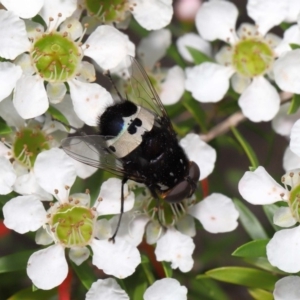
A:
99 101 155 158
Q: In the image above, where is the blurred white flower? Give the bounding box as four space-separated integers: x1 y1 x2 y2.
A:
3 148 140 290
136 29 185 106
0 9 136 125
238 166 300 272
184 0 291 122
86 277 188 300
75 0 173 31
273 276 300 300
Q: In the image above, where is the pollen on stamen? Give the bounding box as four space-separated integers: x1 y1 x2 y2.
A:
54 189 59 195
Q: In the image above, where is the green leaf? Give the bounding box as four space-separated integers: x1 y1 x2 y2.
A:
186 46 213 64
231 127 259 168
232 240 268 258
0 119 12 134
8 287 56 300
205 267 278 290
71 260 97 290
47 106 69 128
162 261 173 278
290 43 300 50
0 251 32 273
248 288 273 300
233 198 268 240
244 257 287 275
191 276 230 300
263 204 282 232
288 93 300 114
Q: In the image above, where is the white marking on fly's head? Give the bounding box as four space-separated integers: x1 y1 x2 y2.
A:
180 159 183 164
157 183 169 191
170 172 174 176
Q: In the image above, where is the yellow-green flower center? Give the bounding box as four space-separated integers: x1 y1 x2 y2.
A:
51 204 94 247
13 128 49 167
232 38 273 77
31 33 81 82
289 185 300 221
85 0 128 23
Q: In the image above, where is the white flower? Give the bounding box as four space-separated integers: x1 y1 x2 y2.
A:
3 148 140 289
185 0 289 122
136 29 185 106
76 0 173 31
238 166 300 272
86 277 187 300
0 9 135 125
273 276 300 300
111 134 238 271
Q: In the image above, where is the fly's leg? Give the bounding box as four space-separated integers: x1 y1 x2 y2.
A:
109 177 128 243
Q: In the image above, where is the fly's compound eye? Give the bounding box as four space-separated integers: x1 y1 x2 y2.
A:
164 180 191 203
189 161 200 182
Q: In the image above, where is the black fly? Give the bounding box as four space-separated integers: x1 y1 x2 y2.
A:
61 56 200 242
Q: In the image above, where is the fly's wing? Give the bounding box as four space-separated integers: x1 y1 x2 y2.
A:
61 135 143 181
124 56 173 130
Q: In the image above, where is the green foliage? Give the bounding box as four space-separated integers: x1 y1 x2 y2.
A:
186 47 214 64
288 93 300 114
232 240 268 258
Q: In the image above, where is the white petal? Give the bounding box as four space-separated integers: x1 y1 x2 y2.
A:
3 195 46 234
144 278 187 300
190 193 239 233
13 171 53 200
155 228 195 272
195 0 238 43
27 244 68 290
109 213 148 246
274 276 300 300
273 207 297 227
0 10 31 59
95 219 112 240
215 45 233 65
46 82 67 104
91 238 141 278
34 148 76 202
39 0 77 31
176 33 212 63
86 278 129 300
24 19 44 43
13 75 49 119
0 95 25 129
71 158 97 179
290 119 300 157
2 0 43 18
14 53 35 75
272 103 300 137
0 62 22 102
283 147 300 172
77 61 96 83
231 73 251 94
274 25 300 57
138 29 171 70
238 166 288 205
84 25 134 70
160 66 185 105
180 133 216 180
267 226 300 273
247 0 287 36
97 178 135 215
146 221 163 245
132 0 173 30
185 63 234 103
0 157 16 195
69 246 90 266
236 23 259 40
51 94 84 132
176 215 196 237
68 79 114 126
274 49 300 94
238 77 280 122
35 227 53 245
59 17 83 41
